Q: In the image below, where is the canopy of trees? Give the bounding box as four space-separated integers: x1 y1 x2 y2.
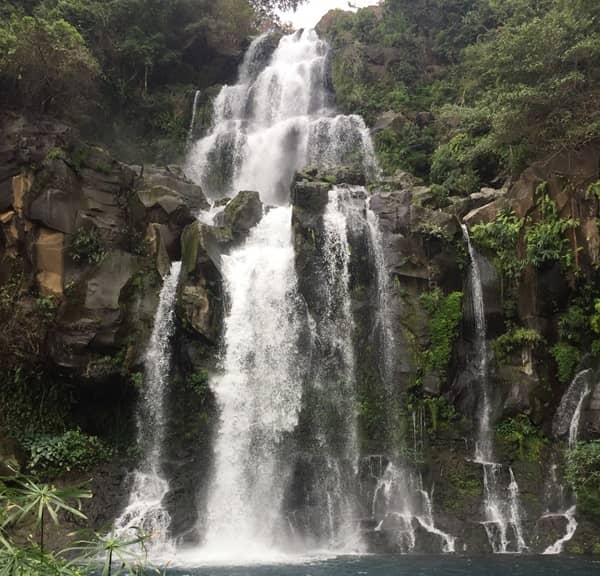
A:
324 0 600 190
0 0 306 160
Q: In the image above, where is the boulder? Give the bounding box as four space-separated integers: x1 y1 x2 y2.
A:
372 110 408 133
215 191 263 239
291 180 332 213
138 165 209 214
583 378 600 437
178 223 224 343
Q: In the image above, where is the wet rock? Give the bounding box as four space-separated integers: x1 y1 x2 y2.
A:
84 250 138 311
177 223 223 343
292 179 332 212
214 190 263 240
533 514 569 552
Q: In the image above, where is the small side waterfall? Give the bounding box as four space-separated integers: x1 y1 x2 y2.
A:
543 369 592 554
461 224 527 553
342 189 455 553
115 261 182 549
314 187 362 550
187 90 201 143
366 202 394 393
369 461 455 553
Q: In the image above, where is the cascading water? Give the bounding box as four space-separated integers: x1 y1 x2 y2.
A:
461 224 527 553
316 187 363 550
543 369 593 554
188 90 201 143
331 187 455 553
370 461 455 553
366 202 395 392
186 30 376 206
115 261 182 550
183 30 377 561
195 207 304 563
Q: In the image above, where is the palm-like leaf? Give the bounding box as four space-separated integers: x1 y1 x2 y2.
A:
64 528 159 576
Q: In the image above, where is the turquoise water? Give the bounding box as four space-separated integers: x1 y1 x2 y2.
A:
163 555 599 576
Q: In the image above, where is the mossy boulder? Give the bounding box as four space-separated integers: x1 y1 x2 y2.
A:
214 190 263 240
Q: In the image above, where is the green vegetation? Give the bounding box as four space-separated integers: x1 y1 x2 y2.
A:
323 1 600 187
471 209 525 282
496 415 546 462
0 0 305 162
493 328 544 364
525 184 579 270
69 227 105 265
0 473 153 574
566 440 600 521
23 430 112 478
419 289 463 378
551 343 582 385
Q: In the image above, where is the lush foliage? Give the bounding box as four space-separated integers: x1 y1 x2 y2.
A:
496 415 546 461
0 473 154 575
566 440 600 521
0 11 99 118
419 289 463 378
550 342 582 385
471 209 525 281
23 430 112 477
324 0 600 185
525 184 579 270
493 328 544 364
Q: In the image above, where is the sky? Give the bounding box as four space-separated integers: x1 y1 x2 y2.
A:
277 1 379 30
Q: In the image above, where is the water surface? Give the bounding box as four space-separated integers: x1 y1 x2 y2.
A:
163 555 599 576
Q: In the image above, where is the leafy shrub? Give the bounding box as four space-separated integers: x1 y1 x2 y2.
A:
69 227 105 265
493 328 545 364
471 209 525 281
550 342 582 384
525 183 579 269
558 305 588 346
23 429 112 477
566 440 600 521
496 415 545 461
420 289 463 378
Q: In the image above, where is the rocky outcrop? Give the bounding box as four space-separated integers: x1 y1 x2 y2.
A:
136 165 209 260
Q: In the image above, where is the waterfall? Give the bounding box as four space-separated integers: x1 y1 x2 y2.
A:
181 29 381 561
370 462 455 553
185 30 376 205
552 369 593 448
196 207 303 562
461 224 527 553
366 202 394 392
543 369 592 554
188 90 201 143
316 187 362 550
115 261 182 550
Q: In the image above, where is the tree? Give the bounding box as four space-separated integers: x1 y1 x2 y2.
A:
0 14 99 117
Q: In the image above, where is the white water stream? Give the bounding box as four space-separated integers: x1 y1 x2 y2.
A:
543 369 593 554
462 224 527 553
115 261 182 551
182 30 377 562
